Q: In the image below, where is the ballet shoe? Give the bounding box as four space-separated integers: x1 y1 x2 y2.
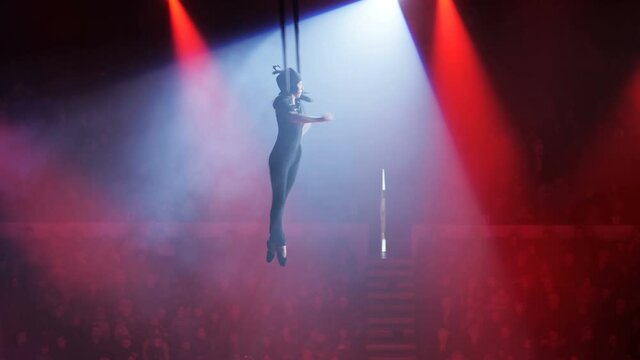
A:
266 241 276 263
276 246 287 267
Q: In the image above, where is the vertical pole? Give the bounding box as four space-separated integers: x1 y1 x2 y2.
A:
381 168 387 259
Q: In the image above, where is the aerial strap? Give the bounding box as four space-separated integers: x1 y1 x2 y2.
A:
293 0 301 74
278 0 301 94
278 0 289 94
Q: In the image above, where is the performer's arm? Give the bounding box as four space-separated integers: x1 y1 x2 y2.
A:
288 112 333 124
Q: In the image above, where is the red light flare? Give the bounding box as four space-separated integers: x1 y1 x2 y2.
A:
167 0 269 220
431 0 527 221
0 121 129 296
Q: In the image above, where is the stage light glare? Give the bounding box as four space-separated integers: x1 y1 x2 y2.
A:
367 0 401 12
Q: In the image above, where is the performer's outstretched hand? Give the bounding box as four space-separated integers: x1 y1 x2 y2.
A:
323 113 334 122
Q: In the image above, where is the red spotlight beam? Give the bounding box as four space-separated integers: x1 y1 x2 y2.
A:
166 0 270 220
168 0 208 62
431 0 526 219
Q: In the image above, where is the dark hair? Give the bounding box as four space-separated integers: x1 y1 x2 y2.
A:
272 66 301 94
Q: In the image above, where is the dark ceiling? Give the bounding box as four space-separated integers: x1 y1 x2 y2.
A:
1 0 637 107
1 0 637 69
0 0 356 59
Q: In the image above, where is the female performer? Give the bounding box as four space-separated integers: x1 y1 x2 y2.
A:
267 66 332 266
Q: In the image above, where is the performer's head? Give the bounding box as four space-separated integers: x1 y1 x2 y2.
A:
274 67 303 98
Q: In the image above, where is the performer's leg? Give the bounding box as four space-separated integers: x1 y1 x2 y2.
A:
269 160 288 247
285 146 302 199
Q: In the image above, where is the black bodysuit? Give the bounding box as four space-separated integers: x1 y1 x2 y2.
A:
268 93 304 246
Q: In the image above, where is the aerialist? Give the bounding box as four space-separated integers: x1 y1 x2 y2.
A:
267 66 333 266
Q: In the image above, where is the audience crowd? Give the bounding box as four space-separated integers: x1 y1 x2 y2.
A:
418 228 640 359
0 234 363 360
